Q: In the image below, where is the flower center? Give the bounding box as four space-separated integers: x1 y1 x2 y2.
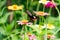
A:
42 0 46 3
21 20 28 23
13 5 18 9
47 24 52 27
38 12 44 15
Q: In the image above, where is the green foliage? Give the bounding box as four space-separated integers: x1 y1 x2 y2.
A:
46 17 60 27
0 13 10 24
55 0 60 4
0 0 60 40
0 0 6 8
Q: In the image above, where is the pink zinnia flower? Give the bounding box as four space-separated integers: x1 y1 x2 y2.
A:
27 32 37 40
34 11 49 16
17 20 32 25
29 34 37 40
45 1 56 8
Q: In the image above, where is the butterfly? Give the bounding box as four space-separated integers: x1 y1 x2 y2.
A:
26 10 37 21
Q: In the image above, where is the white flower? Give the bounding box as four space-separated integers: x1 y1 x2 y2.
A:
39 0 50 4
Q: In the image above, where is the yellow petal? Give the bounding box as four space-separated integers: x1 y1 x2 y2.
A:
8 6 13 10
18 5 23 10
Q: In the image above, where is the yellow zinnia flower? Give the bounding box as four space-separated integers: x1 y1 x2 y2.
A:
8 4 23 10
47 24 55 29
18 6 23 10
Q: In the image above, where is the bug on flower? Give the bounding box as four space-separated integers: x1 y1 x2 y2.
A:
26 10 37 21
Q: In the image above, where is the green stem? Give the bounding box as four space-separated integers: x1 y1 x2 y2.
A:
39 16 44 25
49 7 52 15
29 27 33 34
42 16 45 25
44 24 47 40
3 24 6 31
24 25 27 40
25 13 28 20
14 11 17 29
27 0 28 9
22 9 24 19
39 16 41 25
25 25 27 32
55 7 60 15
43 5 45 12
0 0 2 11
55 7 60 20
54 28 60 35
44 17 48 40
30 0 33 10
20 27 24 35
36 2 40 11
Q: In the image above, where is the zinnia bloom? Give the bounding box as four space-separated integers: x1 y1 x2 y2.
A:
43 24 55 29
47 24 55 29
8 4 23 10
39 0 50 4
34 11 49 16
27 33 37 40
17 20 32 25
29 35 36 40
45 1 56 8
47 34 55 39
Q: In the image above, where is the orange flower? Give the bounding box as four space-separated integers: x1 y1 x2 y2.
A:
8 4 23 10
34 11 49 16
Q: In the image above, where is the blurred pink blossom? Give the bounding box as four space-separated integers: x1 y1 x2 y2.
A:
45 1 56 8
28 34 37 40
17 20 32 25
47 34 55 39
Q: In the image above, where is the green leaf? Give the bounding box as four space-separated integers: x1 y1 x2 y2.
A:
0 27 5 34
0 0 6 8
6 21 14 34
0 7 6 16
0 13 10 24
11 35 18 40
24 33 29 40
47 17 60 27
27 25 40 33
55 0 60 4
0 33 3 40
